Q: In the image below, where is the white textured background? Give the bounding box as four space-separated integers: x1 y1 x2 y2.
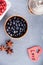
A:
0 0 43 65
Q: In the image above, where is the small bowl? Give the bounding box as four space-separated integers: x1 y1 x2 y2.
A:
4 16 28 39
0 0 11 20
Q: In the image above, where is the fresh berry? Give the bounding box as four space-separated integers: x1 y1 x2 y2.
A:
0 0 7 15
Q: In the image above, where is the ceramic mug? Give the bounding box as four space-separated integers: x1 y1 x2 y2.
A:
28 0 43 15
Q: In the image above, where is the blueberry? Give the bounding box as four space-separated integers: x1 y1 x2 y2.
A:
19 32 21 35
14 17 16 20
10 34 12 36
8 32 10 35
8 27 10 29
16 20 20 23
13 26 15 28
11 27 14 30
20 27 22 31
21 19 23 22
7 22 10 25
16 34 19 36
6 29 9 32
20 22 22 25
18 24 20 27
9 19 12 22
14 31 18 34
16 23 18 26
14 35 17 37
22 23 24 26
13 21 15 25
16 26 19 30
13 31 15 34
10 23 12 26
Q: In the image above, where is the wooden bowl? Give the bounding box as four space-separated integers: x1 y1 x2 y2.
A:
4 15 28 39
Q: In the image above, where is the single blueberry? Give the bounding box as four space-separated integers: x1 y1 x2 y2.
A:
16 20 20 23
18 24 20 27
8 27 10 29
10 34 13 36
7 22 10 25
14 17 16 20
16 26 19 30
9 19 12 22
11 27 14 30
13 20 15 24
16 23 18 26
8 32 10 35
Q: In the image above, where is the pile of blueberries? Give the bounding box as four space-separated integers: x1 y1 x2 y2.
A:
5 16 27 38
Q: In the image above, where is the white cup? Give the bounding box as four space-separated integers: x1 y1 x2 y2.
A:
28 0 43 15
